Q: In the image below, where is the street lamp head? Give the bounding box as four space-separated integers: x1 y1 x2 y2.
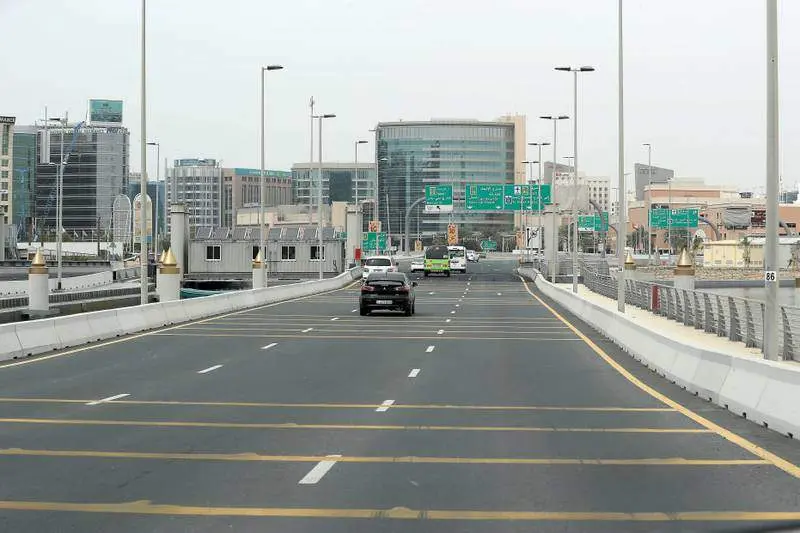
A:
356 140 368 145
554 66 571 72
265 65 284 71
146 142 158 146
642 142 651 147
557 115 569 120
322 113 336 119
579 66 596 72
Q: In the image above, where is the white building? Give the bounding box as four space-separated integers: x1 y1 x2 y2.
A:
0 116 15 224
167 158 222 232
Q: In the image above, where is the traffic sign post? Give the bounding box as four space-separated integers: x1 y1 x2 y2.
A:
362 232 387 252
649 208 699 229
424 184 454 213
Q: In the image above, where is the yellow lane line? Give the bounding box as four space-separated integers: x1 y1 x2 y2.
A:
520 276 800 480
150 333 583 341
0 417 711 433
0 501 798 521
0 283 360 371
0 397 675 412
0 448 767 466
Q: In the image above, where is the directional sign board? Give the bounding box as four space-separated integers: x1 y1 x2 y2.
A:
362 232 387 251
578 213 609 232
465 183 552 211
424 184 453 213
649 208 699 229
480 239 497 251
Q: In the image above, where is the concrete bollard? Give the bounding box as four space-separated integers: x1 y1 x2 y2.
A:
673 247 696 291
157 248 181 302
28 249 49 311
252 251 264 289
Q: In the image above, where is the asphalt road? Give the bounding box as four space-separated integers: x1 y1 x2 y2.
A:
0 256 799 532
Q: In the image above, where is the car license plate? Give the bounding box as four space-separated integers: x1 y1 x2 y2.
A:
376 300 392 305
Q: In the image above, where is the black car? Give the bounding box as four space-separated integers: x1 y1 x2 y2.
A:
360 272 417 316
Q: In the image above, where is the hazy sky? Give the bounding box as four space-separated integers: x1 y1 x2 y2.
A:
2 0 798 192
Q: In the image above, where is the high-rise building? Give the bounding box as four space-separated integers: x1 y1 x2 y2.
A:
291 163 376 208
221 167 292 228
634 162 674 201
0 116 15 225
167 158 222 232
375 117 525 243
33 123 129 238
11 128 37 240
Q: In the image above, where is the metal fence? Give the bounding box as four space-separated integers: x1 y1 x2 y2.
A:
0 285 155 311
573 260 799 361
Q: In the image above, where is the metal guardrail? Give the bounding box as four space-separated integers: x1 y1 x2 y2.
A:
567 258 798 361
0 285 155 311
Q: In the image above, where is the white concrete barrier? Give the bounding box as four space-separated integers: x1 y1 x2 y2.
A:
521 268 800 439
0 268 361 362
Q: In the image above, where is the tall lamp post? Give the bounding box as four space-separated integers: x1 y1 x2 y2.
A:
259 64 284 288
556 65 595 293
616 0 626 312
353 140 368 262
765 0 779 360
539 116 569 283
314 113 336 280
139 0 149 305
146 141 159 254
529 142 550 258
521 160 537 258
642 143 652 262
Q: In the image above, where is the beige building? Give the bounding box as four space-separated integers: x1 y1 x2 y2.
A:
0 116 15 224
704 237 800 269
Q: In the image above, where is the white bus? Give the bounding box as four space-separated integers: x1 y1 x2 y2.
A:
447 245 467 273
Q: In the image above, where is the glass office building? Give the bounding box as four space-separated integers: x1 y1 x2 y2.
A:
35 125 129 239
376 120 519 242
12 130 37 240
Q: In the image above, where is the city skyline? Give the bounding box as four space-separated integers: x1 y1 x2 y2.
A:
3 1 800 192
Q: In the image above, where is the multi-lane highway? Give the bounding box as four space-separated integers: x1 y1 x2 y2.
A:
0 256 799 532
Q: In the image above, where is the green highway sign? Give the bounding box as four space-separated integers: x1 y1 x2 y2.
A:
362 231 387 251
465 183 552 211
424 184 453 213
649 208 699 229
480 239 497 251
578 213 609 232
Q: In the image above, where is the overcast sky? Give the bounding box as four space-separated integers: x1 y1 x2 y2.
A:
1 0 797 193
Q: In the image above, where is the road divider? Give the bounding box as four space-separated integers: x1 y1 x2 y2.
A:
0 268 362 363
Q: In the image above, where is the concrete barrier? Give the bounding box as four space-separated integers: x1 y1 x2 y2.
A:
0 267 361 362
520 268 800 440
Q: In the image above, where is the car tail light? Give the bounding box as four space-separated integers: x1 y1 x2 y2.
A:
395 286 409 293
361 285 375 293
388 266 397 272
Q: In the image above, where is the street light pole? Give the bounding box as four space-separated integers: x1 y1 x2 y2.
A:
616 0 626 312
529 142 550 259
260 65 283 288
147 142 159 254
643 143 652 262
539 117 569 283
765 0 779 360
556 65 595 293
315 113 336 280
139 0 148 305
353 140 368 263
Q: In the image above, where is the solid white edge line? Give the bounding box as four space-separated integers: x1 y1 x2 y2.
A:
197 364 223 374
408 368 421 378
85 393 130 406
375 400 394 412
260 342 278 350
297 454 342 485
426 345 435 353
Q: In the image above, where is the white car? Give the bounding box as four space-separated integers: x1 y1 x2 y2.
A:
410 259 424 272
362 256 398 280
448 245 467 273
466 250 478 262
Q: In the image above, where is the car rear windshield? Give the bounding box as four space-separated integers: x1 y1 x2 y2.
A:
425 246 449 259
365 258 391 266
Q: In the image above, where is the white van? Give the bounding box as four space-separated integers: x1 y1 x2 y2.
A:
362 256 398 280
447 246 467 273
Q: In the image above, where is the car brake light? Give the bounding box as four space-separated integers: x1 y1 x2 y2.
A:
395 286 409 293
361 285 375 292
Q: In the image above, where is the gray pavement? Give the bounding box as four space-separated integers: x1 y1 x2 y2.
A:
0 257 799 531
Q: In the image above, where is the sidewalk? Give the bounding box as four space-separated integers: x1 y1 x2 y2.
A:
551 282 769 361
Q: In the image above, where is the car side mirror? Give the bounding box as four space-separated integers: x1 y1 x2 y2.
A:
411 281 418 287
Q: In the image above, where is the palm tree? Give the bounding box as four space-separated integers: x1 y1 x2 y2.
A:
740 235 752 267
